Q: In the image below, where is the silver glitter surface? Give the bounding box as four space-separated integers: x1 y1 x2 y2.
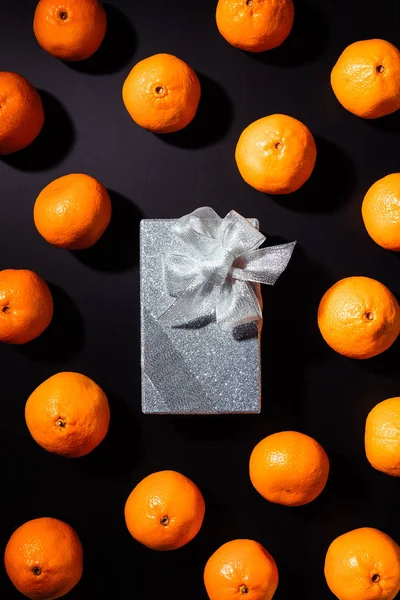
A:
140 218 261 415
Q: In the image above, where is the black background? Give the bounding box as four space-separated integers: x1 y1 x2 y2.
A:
0 0 399 598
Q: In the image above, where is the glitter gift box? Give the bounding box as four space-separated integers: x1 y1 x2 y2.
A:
140 208 295 415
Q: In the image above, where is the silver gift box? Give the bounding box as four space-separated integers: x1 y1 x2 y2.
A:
140 218 262 415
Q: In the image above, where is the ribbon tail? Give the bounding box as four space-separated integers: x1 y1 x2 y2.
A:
231 242 296 285
158 274 219 326
143 310 218 413
216 279 262 331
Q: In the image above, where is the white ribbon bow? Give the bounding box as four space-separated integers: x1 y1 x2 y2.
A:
159 207 296 331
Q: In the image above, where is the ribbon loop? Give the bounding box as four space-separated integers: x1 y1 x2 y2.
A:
159 207 295 331
172 207 222 258
221 211 265 256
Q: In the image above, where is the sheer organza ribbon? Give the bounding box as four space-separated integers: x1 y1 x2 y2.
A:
158 207 296 331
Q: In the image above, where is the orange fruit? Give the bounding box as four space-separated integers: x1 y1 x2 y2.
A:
4 517 83 600
331 39 400 119
249 431 329 506
204 539 279 600
25 372 110 458
324 527 400 600
318 276 400 359
34 173 112 250
0 269 53 345
0 72 44 155
362 173 400 251
122 53 201 134
235 114 317 194
365 397 400 476
33 0 107 62
124 470 205 550
216 0 294 52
